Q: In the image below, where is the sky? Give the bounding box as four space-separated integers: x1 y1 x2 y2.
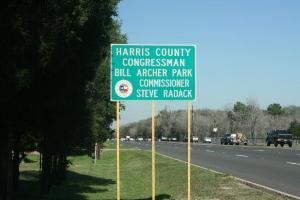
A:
116 0 300 125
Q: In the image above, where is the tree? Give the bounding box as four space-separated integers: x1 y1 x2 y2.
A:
157 108 172 138
35 0 125 192
225 100 262 142
246 100 262 143
120 104 300 143
85 19 127 147
226 110 236 133
267 103 284 130
267 103 284 116
0 0 126 198
0 1 39 197
229 102 250 133
288 120 300 138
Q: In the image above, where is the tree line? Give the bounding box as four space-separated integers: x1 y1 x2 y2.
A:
121 101 300 140
0 1 126 199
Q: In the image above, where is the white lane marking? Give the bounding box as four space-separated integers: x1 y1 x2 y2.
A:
206 150 215 153
286 161 300 166
254 149 265 152
235 154 248 158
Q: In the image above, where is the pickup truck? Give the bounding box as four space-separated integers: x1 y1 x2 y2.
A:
266 130 293 147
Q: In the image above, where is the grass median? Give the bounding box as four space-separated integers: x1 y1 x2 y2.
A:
18 141 287 200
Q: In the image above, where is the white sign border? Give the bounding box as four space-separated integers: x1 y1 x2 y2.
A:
110 43 197 102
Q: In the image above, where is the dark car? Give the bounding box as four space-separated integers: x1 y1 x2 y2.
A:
266 130 293 147
220 133 234 145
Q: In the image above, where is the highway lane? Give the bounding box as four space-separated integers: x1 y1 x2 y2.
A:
127 141 300 198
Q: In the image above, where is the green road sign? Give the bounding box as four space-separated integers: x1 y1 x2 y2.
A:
111 44 196 101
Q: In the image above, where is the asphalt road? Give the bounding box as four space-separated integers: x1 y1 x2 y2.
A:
127 141 300 198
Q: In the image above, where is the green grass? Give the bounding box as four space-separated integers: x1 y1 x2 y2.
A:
18 141 287 200
103 140 137 149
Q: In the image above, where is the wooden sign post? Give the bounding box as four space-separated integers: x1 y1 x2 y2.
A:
116 101 120 200
188 101 192 200
152 101 156 200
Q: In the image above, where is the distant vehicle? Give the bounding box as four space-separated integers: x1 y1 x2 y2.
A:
232 133 248 145
221 133 234 145
183 136 198 142
171 137 178 141
137 137 144 141
266 130 293 147
192 136 199 143
120 138 126 142
147 138 152 142
161 136 168 141
126 135 131 141
204 137 212 143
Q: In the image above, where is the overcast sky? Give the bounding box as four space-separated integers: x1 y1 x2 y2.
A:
117 0 300 125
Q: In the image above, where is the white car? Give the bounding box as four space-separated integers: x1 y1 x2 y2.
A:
192 136 199 143
204 137 212 143
161 136 168 141
137 137 144 141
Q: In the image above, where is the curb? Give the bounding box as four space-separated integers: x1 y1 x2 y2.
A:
235 177 300 200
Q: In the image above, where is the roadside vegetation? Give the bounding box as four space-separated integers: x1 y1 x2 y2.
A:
1 1 126 198
121 102 300 142
17 142 287 200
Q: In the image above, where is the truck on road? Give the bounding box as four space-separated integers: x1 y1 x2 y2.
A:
221 133 247 145
233 133 248 145
266 130 293 147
